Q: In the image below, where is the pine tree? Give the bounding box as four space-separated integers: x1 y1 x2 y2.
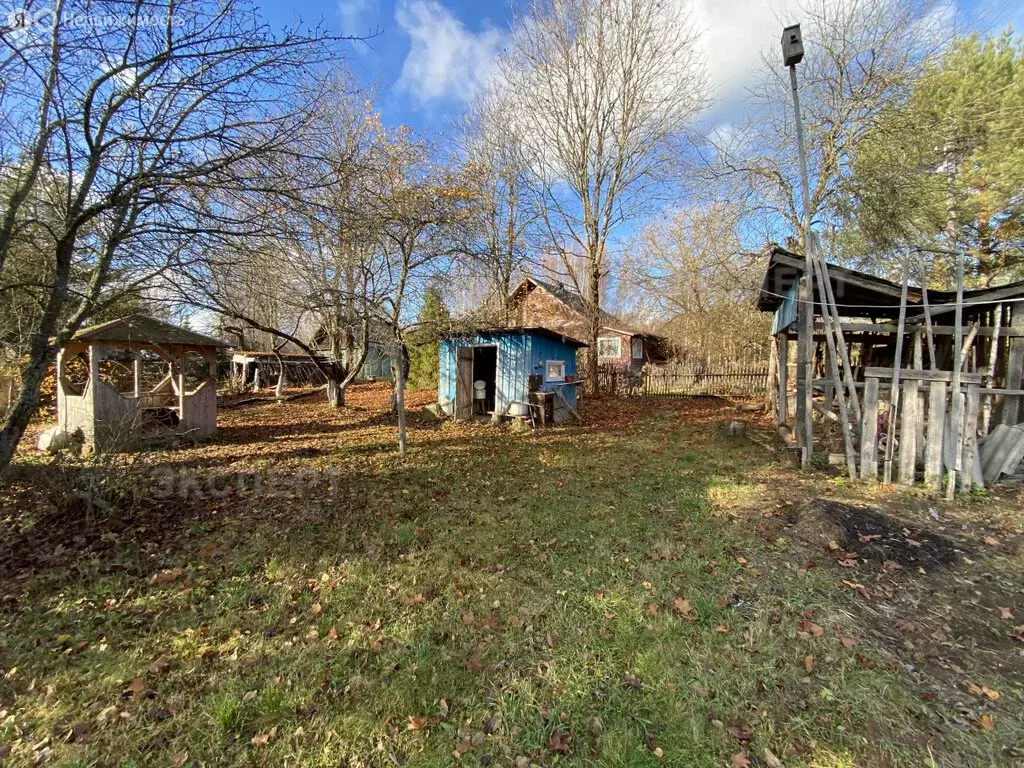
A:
406 286 451 390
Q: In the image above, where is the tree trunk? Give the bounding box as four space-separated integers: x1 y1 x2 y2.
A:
0 345 59 471
587 261 601 395
327 375 346 407
395 349 408 453
273 350 287 398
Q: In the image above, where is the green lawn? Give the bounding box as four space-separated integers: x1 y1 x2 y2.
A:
1 386 1022 767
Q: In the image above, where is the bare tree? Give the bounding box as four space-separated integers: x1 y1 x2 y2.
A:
0 0 337 469
456 89 537 321
703 0 950 257
369 132 473 453
498 0 707 389
620 204 769 365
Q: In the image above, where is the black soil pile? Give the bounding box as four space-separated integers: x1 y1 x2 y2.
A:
798 499 965 568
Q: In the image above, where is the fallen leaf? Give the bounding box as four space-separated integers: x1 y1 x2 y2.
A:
732 750 751 768
462 612 474 626
984 536 1001 546
127 677 146 695
148 655 171 675
546 729 572 754
764 747 783 768
841 637 856 648
672 597 694 619
243 690 257 703
150 569 185 585
327 625 338 640
407 716 429 731
169 750 189 768
405 593 426 606
999 607 1014 621
804 655 815 674
251 726 277 746
310 603 322 616
647 604 659 617
971 714 994 731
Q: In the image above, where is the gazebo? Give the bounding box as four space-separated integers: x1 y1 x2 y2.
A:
56 315 228 449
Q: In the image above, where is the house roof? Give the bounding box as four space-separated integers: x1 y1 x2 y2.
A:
450 325 589 348
757 245 1024 321
511 276 641 335
70 315 228 348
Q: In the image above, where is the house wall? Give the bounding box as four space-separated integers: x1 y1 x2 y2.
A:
595 330 636 367
512 287 589 340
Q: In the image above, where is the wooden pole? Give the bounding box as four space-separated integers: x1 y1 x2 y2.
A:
946 249 965 498
796 277 813 467
808 243 857 479
883 263 910 484
918 253 938 371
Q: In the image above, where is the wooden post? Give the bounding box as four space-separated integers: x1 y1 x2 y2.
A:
777 333 789 426
767 335 779 417
860 376 879 480
796 276 814 467
176 357 186 424
898 379 920 485
981 303 1003 435
925 381 946 490
1004 302 1024 425
133 355 142 398
883 264 910 484
946 249 965 498
960 384 981 490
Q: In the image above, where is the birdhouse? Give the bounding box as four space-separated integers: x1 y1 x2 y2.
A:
781 24 804 67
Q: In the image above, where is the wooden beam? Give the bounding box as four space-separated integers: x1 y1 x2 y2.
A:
864 367 983 384
812 322 1024 338
925 381 946 490
1004 302 1024 425
898 380 920 485
860 377 879 480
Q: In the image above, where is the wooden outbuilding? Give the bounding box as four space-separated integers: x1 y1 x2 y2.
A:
438 327 587 424
758 246 1024 488
56 315 228 449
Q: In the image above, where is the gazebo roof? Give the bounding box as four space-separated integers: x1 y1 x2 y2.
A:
70 315 228 349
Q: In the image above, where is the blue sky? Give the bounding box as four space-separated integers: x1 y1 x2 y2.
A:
266 0 1024 139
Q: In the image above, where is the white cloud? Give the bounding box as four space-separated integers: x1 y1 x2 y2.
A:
684 0 800 110
395 0 503 104
338 0 374 34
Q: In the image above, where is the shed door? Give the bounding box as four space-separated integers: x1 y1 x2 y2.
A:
455 347 473 420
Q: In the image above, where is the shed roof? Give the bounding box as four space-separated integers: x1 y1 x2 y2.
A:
757 245 1024 321
71 315 228 348
448 326 589 348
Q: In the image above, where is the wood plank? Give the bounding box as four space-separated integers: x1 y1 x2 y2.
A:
860 377 880 481
865 367 983 384
1004 302 1024 425
813 322 1024 338
899 380 920 485
925 381 946 490
961 384 981 490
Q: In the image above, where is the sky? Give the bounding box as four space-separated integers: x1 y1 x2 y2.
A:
266 0 1024 139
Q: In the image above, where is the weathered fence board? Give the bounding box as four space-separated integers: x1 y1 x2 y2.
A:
638 363 769 398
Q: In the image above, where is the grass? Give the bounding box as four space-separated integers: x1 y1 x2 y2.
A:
0 385 1022 767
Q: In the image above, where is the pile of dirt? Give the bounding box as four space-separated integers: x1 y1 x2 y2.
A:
795 498 965 567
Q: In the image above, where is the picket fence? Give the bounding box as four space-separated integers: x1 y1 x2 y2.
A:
640 362 769 398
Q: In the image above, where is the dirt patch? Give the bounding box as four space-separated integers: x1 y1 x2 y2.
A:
796 498 966 568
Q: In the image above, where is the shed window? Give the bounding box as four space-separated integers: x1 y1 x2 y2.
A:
545 360 565 381
631 338 643 360
597 337 621 358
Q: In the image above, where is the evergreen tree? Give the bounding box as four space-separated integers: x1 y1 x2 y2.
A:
406 286 451 390
847 29 1024 286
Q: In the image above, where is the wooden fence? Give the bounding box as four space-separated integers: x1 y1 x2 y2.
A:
596 362 769 397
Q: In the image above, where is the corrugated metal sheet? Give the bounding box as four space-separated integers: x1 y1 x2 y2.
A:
438 330 581 414
771 281 798 335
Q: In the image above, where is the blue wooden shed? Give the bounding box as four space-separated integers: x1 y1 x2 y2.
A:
438 327 587 423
